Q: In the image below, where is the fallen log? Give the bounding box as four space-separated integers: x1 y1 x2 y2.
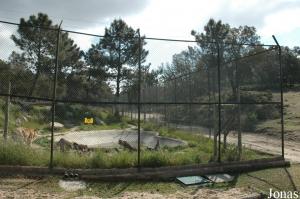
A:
0 157 290 181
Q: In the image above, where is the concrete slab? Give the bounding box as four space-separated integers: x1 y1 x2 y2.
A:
58 180 86 191
55 130 187 149
176 176 210 185
205 174 234 183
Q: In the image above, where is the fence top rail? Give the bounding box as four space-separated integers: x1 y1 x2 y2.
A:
0 19 277 47
0 93 281 106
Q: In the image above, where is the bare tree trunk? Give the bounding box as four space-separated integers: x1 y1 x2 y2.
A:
207 67 212 139
213 104 218 160
86 67 91 98
211 69 218 161
115 38 121 117
29 38 42 97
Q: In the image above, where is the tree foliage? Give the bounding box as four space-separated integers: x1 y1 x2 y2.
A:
10 13 83 97
92 19 148 98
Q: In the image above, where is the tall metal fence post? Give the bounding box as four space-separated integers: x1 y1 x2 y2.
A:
236 61 242 160
174 78 177 128
188 73 192 131
217 43 222 163
3 81 11 141
272 35 284 158
50 22 62 169
137 29 142 169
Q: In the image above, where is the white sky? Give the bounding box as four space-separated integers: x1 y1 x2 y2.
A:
1 0 300 68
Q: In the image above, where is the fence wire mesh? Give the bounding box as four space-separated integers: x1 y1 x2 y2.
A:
0 20 284 169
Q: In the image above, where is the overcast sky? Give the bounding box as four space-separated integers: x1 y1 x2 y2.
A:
1 0 300 68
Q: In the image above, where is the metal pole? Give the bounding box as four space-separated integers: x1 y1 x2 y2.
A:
188 74 192 131
3 81 11 140
217 44 222 163
174 78 177 128
50 21 62 169
236 61 242 160
155 84 158 123
207 65 212 139
272 35 284 158
137 29 142 168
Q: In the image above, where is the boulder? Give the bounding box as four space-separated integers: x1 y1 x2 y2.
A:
15 118 22 126
49 122 64 129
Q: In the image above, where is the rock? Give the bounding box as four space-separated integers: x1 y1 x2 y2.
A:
15 115 29 126
49 122 64 129
15 118 22 126
94 117 105 125
58 180 86 191
21 115 29 122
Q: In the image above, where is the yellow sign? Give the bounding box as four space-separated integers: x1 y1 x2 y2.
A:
84 117 94 124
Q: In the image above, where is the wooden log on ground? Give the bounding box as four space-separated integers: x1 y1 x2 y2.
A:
0 157 290 181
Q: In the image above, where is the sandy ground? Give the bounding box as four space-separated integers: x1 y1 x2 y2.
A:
102 188 257 199
227 132 300 163
0 178 258 199
0 188 258 199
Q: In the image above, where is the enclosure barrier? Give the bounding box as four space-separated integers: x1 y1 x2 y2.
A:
0 20 285 172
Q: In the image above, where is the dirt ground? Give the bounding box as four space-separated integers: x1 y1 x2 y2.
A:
227 132 300 163
105 189 257 199
0 178 258 199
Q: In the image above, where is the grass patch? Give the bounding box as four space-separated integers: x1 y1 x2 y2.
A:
34 137 50 148
236 164 300 193
0 139 49 166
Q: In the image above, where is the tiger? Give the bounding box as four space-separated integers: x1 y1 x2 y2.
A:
73 142 89 153
57 138 73 152
118 139 137 151
57 138 89 153
12 127 38 146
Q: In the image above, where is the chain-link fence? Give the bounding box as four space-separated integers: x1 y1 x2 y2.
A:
0 20 284 169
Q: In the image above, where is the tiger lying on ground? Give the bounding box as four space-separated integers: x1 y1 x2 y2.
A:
73 142 89 152
57 138 89 153
12 127 38 146
57 138 73 152
118 139 137 151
